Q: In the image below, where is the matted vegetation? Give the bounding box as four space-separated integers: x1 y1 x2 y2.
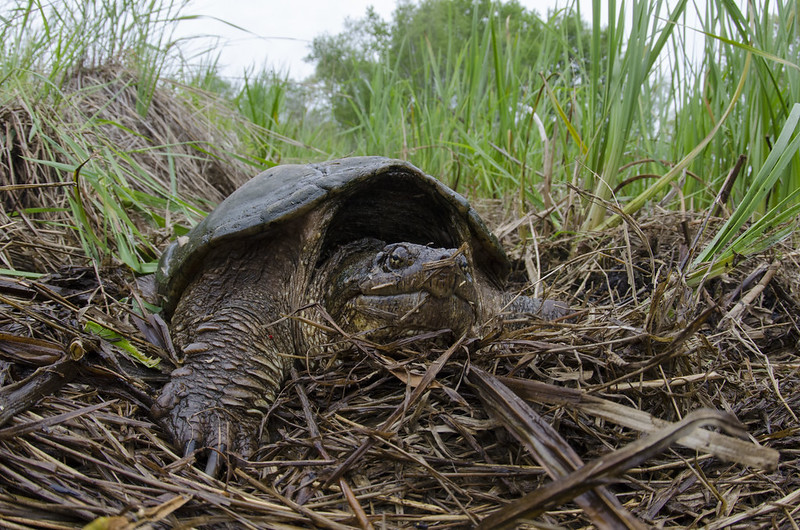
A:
1 0 799 528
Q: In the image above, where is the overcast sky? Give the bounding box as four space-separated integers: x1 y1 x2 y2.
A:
173 0 733 82
174 0 606 81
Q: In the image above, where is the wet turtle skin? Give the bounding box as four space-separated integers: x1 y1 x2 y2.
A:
152 157 567 473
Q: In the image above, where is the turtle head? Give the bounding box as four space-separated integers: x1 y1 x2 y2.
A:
321 238 479 341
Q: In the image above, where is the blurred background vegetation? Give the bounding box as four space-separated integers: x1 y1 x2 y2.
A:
1 0 798 280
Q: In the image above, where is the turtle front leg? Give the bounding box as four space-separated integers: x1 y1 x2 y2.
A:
152 304 292 475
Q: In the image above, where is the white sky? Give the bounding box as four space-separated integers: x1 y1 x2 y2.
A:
174 0 738 82
174 0 605 80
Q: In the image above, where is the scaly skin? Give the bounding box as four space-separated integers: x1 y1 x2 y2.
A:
151 229 303 471
153 237 567 475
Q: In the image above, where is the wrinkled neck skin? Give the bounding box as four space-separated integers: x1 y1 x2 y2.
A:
479 283 571 329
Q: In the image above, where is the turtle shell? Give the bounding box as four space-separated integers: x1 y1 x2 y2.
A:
156 156 511 315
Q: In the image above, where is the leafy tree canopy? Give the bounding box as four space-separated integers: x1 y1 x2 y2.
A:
306 0 598 126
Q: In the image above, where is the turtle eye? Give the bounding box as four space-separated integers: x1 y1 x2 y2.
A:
386 245 413 271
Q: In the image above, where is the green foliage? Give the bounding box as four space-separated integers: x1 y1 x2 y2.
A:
84 320 160 367
304 0 605 205
0 0 187 114
0 0 247 276
306 7 390 126
237 70 289 162
580 0 689 229
665 0 800 215
2 0 799 287
389 0 542 84
688 103 800 285
307 1 597 131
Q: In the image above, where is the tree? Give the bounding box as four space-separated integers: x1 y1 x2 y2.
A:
306 1 600 128
389 0 540 83
306 7 390 126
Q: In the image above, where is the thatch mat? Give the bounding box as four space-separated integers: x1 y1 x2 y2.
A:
1 68 799 528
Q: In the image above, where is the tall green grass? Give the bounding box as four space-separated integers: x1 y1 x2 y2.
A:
325 0 794 256
1 0 242 273
1 0 798 282
1 0 186 110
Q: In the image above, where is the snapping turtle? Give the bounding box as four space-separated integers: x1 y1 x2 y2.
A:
152 156 566 472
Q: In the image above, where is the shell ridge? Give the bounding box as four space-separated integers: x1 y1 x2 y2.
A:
156 157 511 315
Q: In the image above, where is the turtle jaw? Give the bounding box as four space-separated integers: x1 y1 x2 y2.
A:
343 291 477 340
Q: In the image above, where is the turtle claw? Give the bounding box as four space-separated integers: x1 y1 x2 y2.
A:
153 391 251 477
180 419 236 477
204 443 227 477
184 439 197 457
183 438 222 477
